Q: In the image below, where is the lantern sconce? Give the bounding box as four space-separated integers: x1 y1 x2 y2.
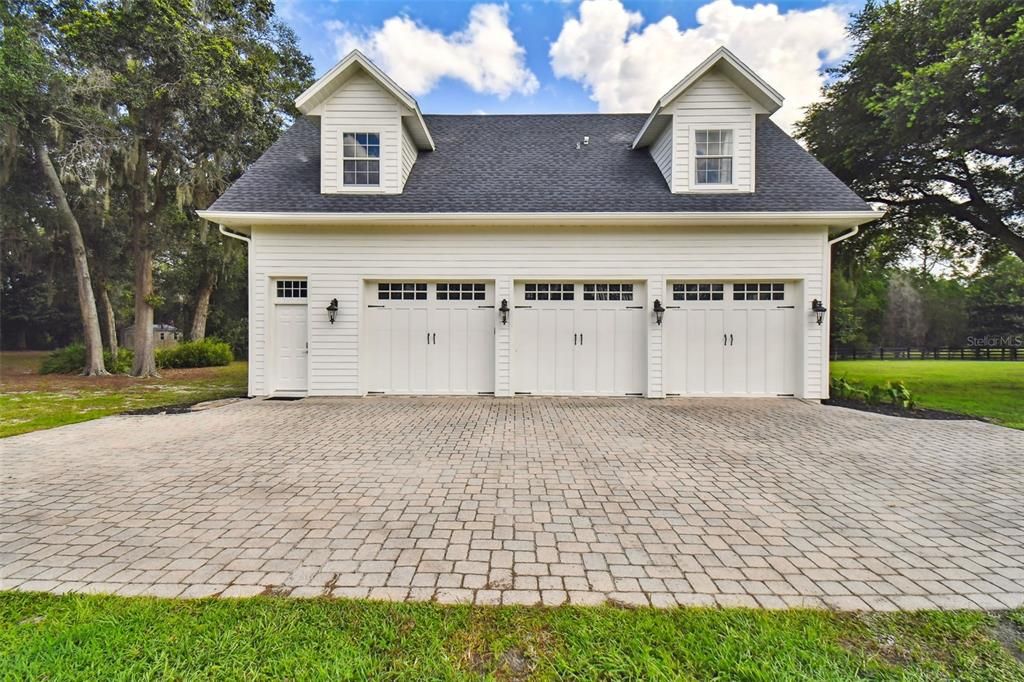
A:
498 298 510 325
326 298 339 325
811 298 827 326
653 299 666 325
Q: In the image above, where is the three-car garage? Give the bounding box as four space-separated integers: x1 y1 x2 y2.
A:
356 277 802 398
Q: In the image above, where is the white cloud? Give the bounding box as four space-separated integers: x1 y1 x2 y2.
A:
549 0 850 131
327 3 539 100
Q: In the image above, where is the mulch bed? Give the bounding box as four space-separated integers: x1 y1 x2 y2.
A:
0 365 231 392
823 398 979 422
123 396 248 416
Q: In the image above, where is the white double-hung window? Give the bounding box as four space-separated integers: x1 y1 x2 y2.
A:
694 129 733 185
342 132 380 186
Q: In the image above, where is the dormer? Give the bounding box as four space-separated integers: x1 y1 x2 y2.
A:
633 47 783 194
295 51 435 195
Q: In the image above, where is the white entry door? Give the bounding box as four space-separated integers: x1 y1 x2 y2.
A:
364 282 495 394
513 282 646 396
664 281 799 396
272 279 309 394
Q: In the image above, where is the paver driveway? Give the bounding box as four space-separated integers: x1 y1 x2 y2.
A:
2 397 1023 611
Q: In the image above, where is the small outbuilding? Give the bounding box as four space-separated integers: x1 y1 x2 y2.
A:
121 323 182 351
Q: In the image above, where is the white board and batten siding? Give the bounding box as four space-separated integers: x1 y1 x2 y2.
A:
313 72 409 194
248 225 830 399
650 122 673 190
400 122 418 186
669 70 765 193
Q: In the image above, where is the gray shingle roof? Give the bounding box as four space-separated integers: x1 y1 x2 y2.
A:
208 114 872 214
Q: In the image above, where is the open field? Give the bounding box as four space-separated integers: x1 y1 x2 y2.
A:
831 360 1024 429
0 351 247 438
1 592 1022 681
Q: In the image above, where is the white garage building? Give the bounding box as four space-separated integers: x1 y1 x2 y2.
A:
199 48 881 400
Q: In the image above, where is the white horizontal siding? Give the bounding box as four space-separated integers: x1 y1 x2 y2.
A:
400 122 417 188
319 73 402 194
671 71 756 193
650 122 673 190
249 225 829 399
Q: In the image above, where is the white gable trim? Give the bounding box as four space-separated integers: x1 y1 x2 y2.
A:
632 47 783 150
296 50 435 151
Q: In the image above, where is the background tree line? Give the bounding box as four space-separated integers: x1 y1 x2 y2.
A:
831 254 1023 349
1 0 313 375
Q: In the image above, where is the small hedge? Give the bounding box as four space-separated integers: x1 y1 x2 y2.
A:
830 375 916 410
39 343 134 374
155 338 233 369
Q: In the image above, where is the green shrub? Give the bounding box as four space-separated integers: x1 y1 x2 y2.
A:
40 343 133 374
155 338 233 369
866 383 888 406
885 380 916 410
830 375 869 402
830 374 915 411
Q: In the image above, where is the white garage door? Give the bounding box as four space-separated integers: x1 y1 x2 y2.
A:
513 282 646 396
663 281 800 396
364 281 495 394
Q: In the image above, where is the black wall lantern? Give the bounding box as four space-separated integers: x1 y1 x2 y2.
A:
498 298 510 325
653 299 666 325
326 298 339 324
811 298 827 325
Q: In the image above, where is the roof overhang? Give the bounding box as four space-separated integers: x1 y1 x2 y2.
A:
633 46 784 149
199 209 885 230
295 50 435 151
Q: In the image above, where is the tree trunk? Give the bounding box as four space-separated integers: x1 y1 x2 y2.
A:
100 284 118 358
129 140 158 377
35 140 108 376
130 240 158 376
189 269 217 340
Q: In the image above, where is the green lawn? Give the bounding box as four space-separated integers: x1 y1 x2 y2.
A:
0 593 1022 681
830 360 1024 430
0 352 247 438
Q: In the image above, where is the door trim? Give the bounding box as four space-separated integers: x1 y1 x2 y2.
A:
269 275 311 396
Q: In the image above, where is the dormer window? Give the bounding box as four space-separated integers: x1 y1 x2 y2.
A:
694 129 733 185
342 132 380 186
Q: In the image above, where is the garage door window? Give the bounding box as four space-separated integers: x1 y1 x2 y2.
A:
378 282 427 300
525 283 574 301
673 283 723 301
733 283 785 301
437 283 486 301
583 283 633 301
276 280 308 299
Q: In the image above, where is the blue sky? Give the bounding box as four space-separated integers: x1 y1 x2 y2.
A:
278 0 864 131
